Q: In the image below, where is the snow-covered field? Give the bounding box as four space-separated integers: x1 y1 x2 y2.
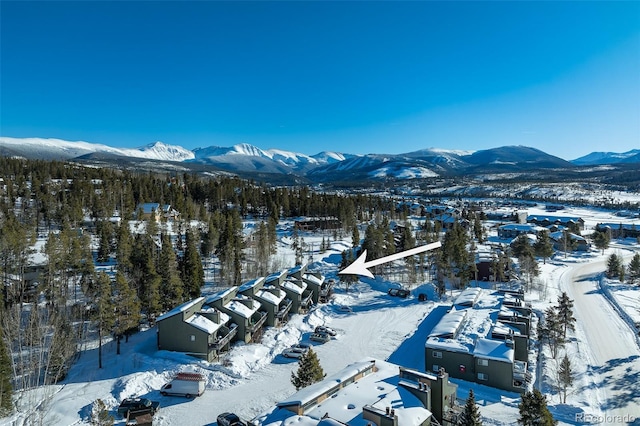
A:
3 204 640 426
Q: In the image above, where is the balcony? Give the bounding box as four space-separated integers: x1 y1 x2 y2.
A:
210 323 238 350
276 299 293 320
513 360 531 388
248 311 268 333
301 291 314 308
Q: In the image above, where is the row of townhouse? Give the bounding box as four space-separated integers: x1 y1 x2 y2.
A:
424 287 533 394
156 264 331 362
497 222 590 252
251 358 461 426
595 222 640 239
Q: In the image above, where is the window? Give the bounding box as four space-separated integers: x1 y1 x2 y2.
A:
432 364 440 372
432 351 442 359
478 372 488 381
190 335 196 342
478 358 489 366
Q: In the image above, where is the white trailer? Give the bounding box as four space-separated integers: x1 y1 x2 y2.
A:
160 372 205 398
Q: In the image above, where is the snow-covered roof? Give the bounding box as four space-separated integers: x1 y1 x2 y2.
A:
424 336 471 354
226 296 261 319
157 297 204 322
255 287 286 305
199 307 231 325
238 277 265 292
527 215 582 223
473 338 514 363
428 309 467 338
282 280 307 295
260 359 431 426
499 223 545 232
205 287 236 304
185 314 224 335
265 270 287 283
492 321 522 336
302 273 323 285
454 287 482 307
287 264 306 275
549 231 587 242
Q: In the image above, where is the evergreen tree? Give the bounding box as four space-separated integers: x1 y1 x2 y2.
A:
0 324 13 416
159 233 184 310
561 230 578 255
628 252 640 285
606 253 621 278
143 253 162 322
94 272 115 369
340 250 358 291
534 231 554 264
540 307 565 359
593 230 610 255
181 228 205 299
352 224 360 248
518 389 556 426
473 215 484 243
512 234 533 260
556 292 576 338
91 398 114 425
290 348 325 390
558 354 573 404
96 220 112 263
115 222 133 274
458 389 482 426
113 271 141 352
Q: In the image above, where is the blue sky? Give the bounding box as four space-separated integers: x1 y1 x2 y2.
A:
1 1 638 160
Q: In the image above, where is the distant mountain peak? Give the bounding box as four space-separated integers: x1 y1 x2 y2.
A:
572 149 640 165
1 137 638 184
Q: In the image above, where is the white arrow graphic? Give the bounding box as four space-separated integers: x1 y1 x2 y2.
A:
339 241 442 279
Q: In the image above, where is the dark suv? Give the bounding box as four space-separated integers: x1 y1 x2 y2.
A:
117 397 160 417
217 412 246 426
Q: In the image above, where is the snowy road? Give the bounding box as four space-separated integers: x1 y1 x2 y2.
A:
561 259 640 424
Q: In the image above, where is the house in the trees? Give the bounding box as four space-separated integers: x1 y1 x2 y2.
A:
206 288 268 343
549 231 590 252
294 217 341 232
250 358 460 426
280 278 312 314
473 251 493 281
497 223 546 239
424 289 532 393
284 265 315 311
136 203 180 222
595 223 640 239
156 297 237 362
527 215 584 231
301 272 327 304
238 277 292 327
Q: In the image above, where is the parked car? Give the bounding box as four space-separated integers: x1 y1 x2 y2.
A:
293 342 312 350
160 372 205 397
314 325 337 336
310 332 331 343
282 346 309 358
217 412 246 426
117 397 160 418
388 288 410 298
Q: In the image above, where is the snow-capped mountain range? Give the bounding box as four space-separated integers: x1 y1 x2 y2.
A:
0 136 637 183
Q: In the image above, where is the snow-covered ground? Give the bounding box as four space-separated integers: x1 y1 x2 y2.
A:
3 205 640 426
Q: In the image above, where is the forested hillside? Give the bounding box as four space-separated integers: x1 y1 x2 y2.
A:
0 157 396 413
